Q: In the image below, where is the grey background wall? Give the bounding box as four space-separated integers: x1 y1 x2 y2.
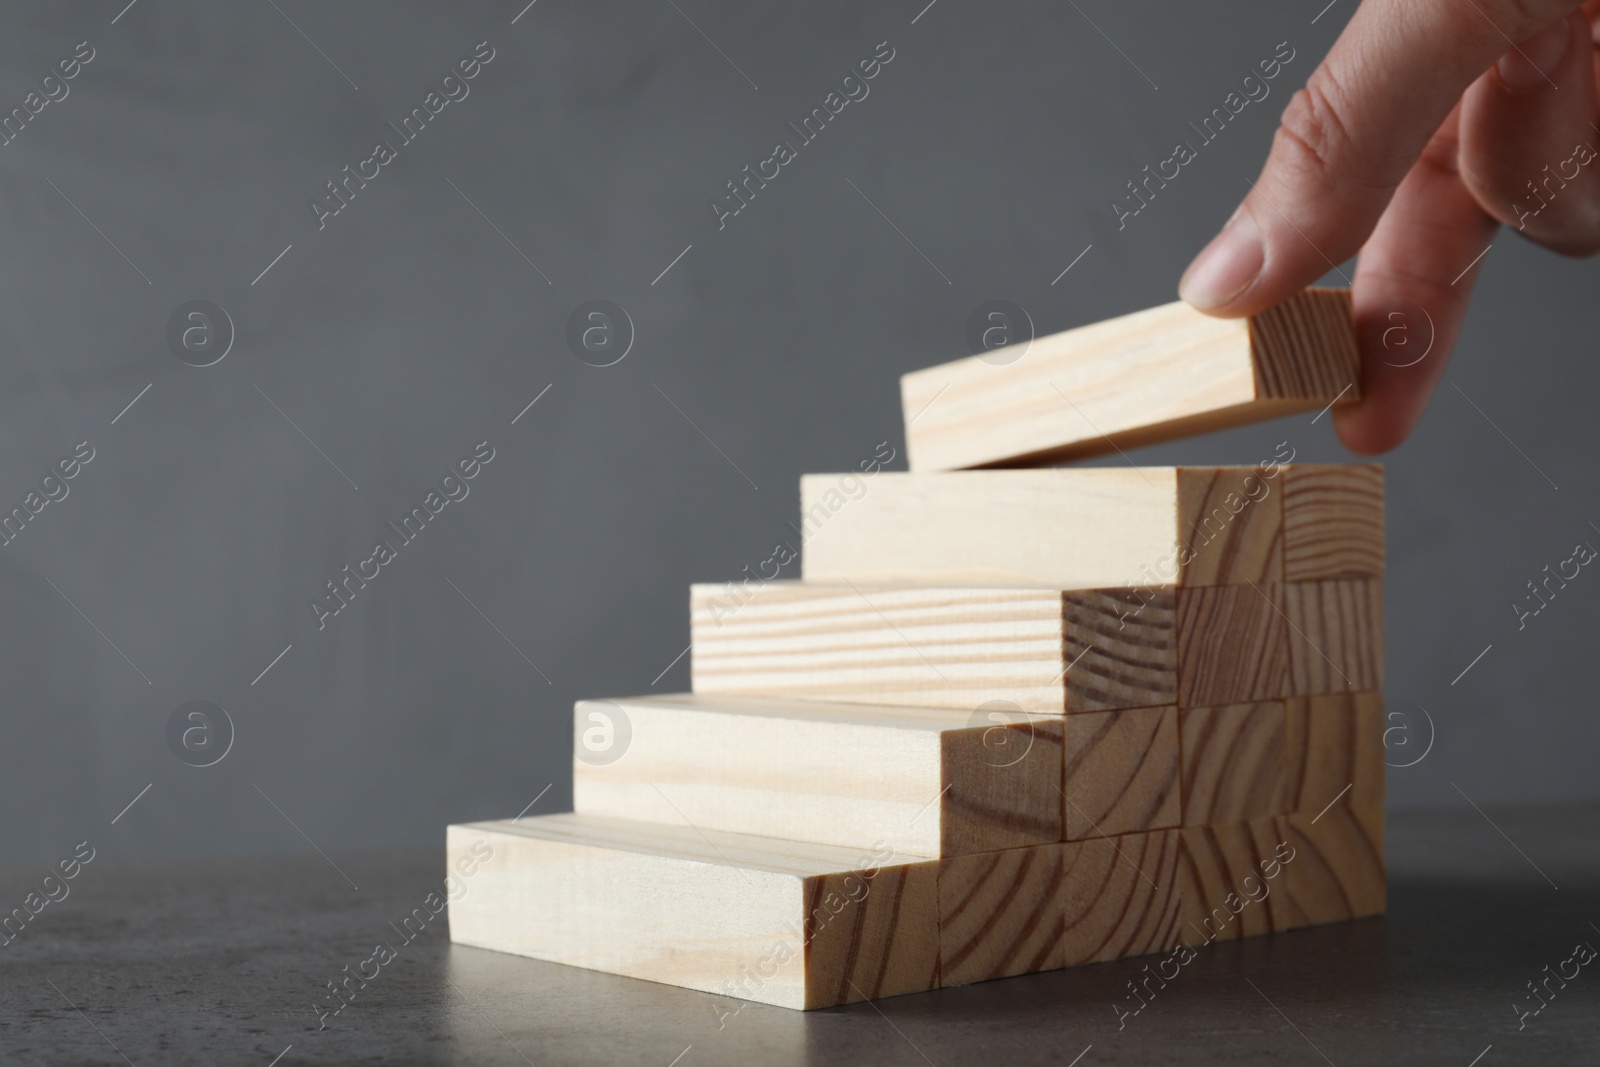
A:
2 0 1596 866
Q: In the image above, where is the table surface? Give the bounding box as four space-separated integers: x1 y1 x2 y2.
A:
2 804 1597 1066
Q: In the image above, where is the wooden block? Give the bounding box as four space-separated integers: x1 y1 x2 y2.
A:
938 844 1064 986
1062 587 1178 712
1179 701 1287 825
1177 466 1283 585
690 581 1175 713
1283 691 1385 815
1176 819 1296 945
900 288 1358 471
800 466 1286 590
1276 804 1385 928
806 864 940 1005
1283 579 1383 695
1061 829 1183 966
446 815 940 1010
1282 464 1384 581
801 468 1177 589
1063 706 1181 840
572 693 1063 857
1175 584 1288 707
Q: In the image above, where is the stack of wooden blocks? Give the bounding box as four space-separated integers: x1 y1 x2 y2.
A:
448 288 1386 1010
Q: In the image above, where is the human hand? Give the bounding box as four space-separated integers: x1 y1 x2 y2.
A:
1178 0 1600 453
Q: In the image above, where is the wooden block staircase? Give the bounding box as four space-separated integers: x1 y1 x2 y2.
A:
447 287 1384 1008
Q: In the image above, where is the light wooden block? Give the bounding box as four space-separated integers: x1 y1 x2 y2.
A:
1061 829 1183 966
1177 465 1283 585
1062 588 1177 711
446 815 940 1010
1063 706 1181 840
1283 691 1385 815
573 693 1063 857
690 582 1175 713
938 844 1064 987
1283 579 1383 694
1282 464 1384 581
1176 819 1295 945
1175 584 1288 707
1276 804 1386 928
800 466 1283 590
900 288 1359 470
1179 701 1287 825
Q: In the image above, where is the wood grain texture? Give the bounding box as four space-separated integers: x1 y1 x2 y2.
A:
1283 691 1385 815
1175 584 1288 707
1176 819 1294 945
446 815 940 1010
1283 579 1384 695
1277 804 1386 929
1061 830 1183 967
800 467 1298 589
573 693 1063 858
1179 701 1287 825
1177 466 1283 585
808 863 942 1006
1282 464 1385 581
690 581 1175 713
1062 587 1177 712
899 288 1358 471
938 844 1064 987
799 468 1183 590
1249 288 1361 398
1063 706 1180 840
944 715 1066 854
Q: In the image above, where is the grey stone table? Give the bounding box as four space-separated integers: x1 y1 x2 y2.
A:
3 805 1597 1066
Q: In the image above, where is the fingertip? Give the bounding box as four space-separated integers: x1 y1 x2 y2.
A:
1460 10 1600 250
1178 208 1263 315
1332 400 1409 455
1493 15 1572 93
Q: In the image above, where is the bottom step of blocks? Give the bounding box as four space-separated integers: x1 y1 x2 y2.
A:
446 815 940 1010
1178 804 1385 945
448 806 1385 1010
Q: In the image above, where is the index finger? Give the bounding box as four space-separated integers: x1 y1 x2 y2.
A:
1178 0 1586 316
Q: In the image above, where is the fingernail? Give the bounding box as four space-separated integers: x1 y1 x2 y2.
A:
1498 18 1569 92
1179 210 1262 311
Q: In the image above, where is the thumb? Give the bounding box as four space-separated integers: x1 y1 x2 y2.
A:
1178 0 1586 316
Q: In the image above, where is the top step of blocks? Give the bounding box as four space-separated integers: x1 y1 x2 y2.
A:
900 288 1359 470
